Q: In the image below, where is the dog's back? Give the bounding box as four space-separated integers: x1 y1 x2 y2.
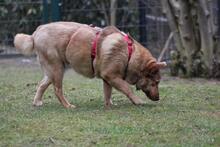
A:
15 22 98 76
14 22 126 78
14 22 83 58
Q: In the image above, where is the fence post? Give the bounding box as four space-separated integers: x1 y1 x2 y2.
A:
218 0 220 36
42 0 49 23
138 0 147 46
52 0 61 21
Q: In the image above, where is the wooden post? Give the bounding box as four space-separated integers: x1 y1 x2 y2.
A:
110 0 117 25
218 0 220 37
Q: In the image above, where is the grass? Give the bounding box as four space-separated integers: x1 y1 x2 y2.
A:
0 58 220 146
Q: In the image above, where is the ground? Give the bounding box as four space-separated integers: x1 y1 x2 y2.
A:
0 57 219 146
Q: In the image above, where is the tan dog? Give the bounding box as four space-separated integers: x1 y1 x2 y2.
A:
14 22 166 108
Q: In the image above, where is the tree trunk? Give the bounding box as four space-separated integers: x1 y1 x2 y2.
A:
110 0 117 25
161 0 218 77
197 0 214 76
161 0 184 53
177 0 198 76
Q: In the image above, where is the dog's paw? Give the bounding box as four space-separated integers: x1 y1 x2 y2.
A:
133 99 146 105
104 103 113 109
65 104 76 109
33 100 43 107
104 105 111 110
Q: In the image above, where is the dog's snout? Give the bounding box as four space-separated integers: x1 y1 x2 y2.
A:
151 96 159 101
145 92 160 101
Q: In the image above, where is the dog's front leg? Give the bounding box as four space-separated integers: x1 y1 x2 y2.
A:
104 76 145 105
103 80 113 108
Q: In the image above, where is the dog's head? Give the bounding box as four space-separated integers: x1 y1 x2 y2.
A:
136 61 166 101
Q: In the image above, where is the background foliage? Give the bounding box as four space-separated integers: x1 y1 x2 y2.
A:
0 0 219 78
0 0 169 56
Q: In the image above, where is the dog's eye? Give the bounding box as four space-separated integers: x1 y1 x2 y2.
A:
136 85 141 90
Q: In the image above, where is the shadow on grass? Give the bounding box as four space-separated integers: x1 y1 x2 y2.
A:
31 99 157 114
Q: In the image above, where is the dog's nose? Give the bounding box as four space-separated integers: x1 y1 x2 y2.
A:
145 92 160 101
151 97 160 101
149 95 159 101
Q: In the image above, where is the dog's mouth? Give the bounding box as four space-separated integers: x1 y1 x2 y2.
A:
145 92 160 101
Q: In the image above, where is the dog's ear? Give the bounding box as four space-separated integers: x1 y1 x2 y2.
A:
147 61 165 75
156 61 167 68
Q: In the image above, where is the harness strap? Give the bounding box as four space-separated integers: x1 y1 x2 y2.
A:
123 34 133 62
91 31 100 73
123 34 133 79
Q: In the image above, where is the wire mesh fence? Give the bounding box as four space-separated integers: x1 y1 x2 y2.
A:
0 0 171 58
0 0 42 54
1 0 218 60
61 0 171 57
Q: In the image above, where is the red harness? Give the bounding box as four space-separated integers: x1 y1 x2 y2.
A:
91 32 133 73
91 32 100 63
123 34 133 62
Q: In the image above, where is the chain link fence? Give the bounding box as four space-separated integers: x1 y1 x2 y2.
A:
4 0 219 60
0 0 42 54
60 0 171 58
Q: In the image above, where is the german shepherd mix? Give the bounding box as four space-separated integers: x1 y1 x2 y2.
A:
14 22 166 108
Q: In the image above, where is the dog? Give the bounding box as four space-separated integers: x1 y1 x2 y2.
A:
14 22 166 108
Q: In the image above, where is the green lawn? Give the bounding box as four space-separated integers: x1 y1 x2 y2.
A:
0 58 219 146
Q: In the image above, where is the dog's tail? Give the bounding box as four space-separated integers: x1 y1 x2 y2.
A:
14 33 34 55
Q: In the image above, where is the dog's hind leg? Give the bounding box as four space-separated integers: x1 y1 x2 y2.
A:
52 63 76 108
33 76 51 106
103 80 113 108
